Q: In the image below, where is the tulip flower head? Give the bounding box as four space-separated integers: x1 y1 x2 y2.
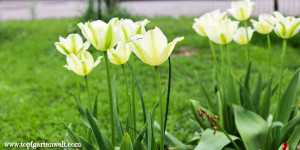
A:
55 34 90 55
206 18 239 45
108 41 132 65
251 14 275 34
117 19 150 41
78 20 119 51
193 9 227 37
228 0 255 21
131 27 184 66
233 27 255 45
64 51 102 76
273 12 300 39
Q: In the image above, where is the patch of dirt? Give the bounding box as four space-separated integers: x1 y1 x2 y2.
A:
172 46 197 57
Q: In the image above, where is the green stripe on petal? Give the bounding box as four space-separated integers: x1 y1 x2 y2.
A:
131 39 151 65
87 22 99 46
55 43 70 55
288 20 300 37
278 21 287 37
220 33 227 44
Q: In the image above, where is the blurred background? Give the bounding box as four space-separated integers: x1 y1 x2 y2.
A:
1 0 300 21
1 0 300 147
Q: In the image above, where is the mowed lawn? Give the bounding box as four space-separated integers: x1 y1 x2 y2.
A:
0 17 300 146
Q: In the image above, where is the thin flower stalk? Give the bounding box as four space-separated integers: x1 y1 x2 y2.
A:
155 66 164 150
244 21 250 63
84 75 92 110
103 51 115 146
226 44 232 71
122 64 133 138
267 34 272 77
131 58 137 138
208 38 218 91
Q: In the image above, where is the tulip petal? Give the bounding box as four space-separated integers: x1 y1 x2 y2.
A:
160 37 184 64
55 43 70 55
131 37 152 65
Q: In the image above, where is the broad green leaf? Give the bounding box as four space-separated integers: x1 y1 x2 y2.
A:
120 133 134 150
287 126 300 150
251 72 262 112
275 71 299 124
264 122 283 150
277 116 300 147
133 121 147 150
154 121 185 147
195 129 238 150
233 105 268 150
85 108 114 150
93 95 98 119
259 76 273 119
61 120 79 143
236 80 254 111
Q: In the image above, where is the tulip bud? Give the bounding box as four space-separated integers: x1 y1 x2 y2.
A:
108 41 132 65
193 9 227 37
233 27 255 45
228 0 255 21
273 12 300 39
64 51 102 76
78 21 119 51
206 18 239 45
251 14 275 34
131 27 184 66
55 34 90 55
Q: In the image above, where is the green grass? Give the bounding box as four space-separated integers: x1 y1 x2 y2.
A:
1 17 300 147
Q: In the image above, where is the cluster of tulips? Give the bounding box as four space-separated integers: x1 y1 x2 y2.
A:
189 0 300 150
55 17 183 149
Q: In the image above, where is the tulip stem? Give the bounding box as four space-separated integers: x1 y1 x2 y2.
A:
267 34 272 77
155 66 164 150
77 76 81 100
208 38 218 91
225 44 232 71
244 21 250 63
122 64 132 136
219 45 225 75
131 58 137 138
103 51 115 146
84 75 92 110
276 39 287 118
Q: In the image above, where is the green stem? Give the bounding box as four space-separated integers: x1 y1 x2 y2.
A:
103 51 115 146
208 38 218 91
77 76 81 100
131 58 137 138
219 45 225 76
244 45 248 65
244 21 250 63
277 40 287 112
84 75 92 110
267 34 272 77
122 64 132 133
155 66 164 150
226 44 232 71
214 121 241 150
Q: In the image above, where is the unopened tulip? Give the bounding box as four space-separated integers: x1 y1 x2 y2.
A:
78 21 119 51
251 14 275 34
193 9 227 37
64 51 102 76
228 0 255 21
273 12 300 39
108 41 132 65
117 19 150 41
233 27 255 45
55 34 90 55
206 18 239 45
131 27 184 66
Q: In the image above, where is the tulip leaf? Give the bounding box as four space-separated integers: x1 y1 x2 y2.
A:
164 58 172 132
264 122 283 150
74 96 90 128
276 116 300 147
275 71 299 124
189 99 210 129
154 121 185 147
85 108 114 150
259 76 273 119
250 72 262 112
236 80 254 111
60 120 79 143
127 62 146 124
120 133 134 150
244 61 252 93
133 121 147 150
233 105 268 150
195 129 238 150
93 95 98 119
112 77 124 143
286 126 300 150
78 136 97 150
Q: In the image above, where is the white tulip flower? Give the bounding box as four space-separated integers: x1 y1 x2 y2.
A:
64 51 102 76
193 9 227 37
55 34 90 55
108 41 132 65
206 18 239 45
273 12 300 39
228 0 255 21
117 19 150 41
131 27 184 66
78 21 119 51
251 14 275 34
233 27 255 45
